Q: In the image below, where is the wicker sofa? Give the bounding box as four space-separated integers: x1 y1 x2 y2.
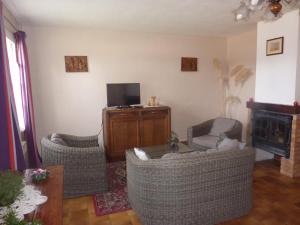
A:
126 147 255 225
188 118 243 150
41 134 107 198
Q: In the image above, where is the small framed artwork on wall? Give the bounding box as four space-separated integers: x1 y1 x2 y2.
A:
181 57 197 72
65 56 88 72
266 37 284 56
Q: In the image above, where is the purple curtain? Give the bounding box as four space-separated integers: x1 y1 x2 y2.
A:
14 31 41 168
0 1 25 171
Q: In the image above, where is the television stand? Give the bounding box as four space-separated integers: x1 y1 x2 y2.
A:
102 106 171 161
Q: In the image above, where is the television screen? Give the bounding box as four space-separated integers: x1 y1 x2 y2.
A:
106 83 141 107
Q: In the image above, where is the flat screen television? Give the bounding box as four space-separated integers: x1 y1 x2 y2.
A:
106 83 141 107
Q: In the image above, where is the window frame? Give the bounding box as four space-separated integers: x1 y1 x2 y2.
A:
6 30 26 134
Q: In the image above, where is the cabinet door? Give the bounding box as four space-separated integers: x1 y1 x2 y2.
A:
110 118 140 158
140 110 170 147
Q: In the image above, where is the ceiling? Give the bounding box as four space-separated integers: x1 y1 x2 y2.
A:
5 0 258 37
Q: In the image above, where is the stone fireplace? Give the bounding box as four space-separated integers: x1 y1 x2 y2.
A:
247 101 300 178
248 10 300 178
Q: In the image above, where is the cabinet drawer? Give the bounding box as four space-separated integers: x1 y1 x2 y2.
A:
142 109 169 117
109 111 139 118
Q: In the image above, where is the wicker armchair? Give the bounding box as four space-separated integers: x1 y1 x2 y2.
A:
126 147 255 225
41 134 108 198
187 118 242 150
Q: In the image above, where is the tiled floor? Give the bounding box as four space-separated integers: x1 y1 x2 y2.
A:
63 160 300 225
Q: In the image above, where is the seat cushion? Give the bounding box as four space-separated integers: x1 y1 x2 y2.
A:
192 135 219 149
209 118 236 136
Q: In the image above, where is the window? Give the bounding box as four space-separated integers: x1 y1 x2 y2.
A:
6 36 25 131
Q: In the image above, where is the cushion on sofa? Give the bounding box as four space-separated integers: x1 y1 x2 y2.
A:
239 142 246 150
192 135 219 149
209 118 236 137
216 137 247 151
217 137 239 152
134 147 149 161
50 133 67 146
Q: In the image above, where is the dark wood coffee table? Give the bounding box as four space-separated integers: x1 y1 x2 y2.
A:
140 143 194 159
25 165 63 225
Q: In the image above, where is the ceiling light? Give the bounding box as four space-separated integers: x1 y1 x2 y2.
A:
233 2 251 21
233 0 300 22
262 6 283 20
269 0 282 16
247 0 265 10
251 0 260 5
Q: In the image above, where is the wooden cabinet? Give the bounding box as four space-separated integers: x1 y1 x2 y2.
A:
140 109 170 147
110 116 140 158
103 106 171 161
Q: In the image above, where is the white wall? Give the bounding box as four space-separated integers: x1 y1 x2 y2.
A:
24 27 226 144
296 12 300 102
227 28 273 161
3 5 19 34
227 29 256 141
255 9 300 105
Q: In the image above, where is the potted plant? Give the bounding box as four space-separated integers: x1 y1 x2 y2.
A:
4 210 42 225
31 169 49 183
0 172 43 225
168 131 179 151
0 171 24 207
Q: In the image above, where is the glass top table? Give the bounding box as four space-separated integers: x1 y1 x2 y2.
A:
137 143 194 159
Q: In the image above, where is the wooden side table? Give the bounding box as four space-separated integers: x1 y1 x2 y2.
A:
25 165 64 225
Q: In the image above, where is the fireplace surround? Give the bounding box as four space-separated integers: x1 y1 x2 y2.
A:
247 101 300 178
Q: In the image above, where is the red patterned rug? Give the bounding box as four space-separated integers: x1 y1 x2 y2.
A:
93 161 131 216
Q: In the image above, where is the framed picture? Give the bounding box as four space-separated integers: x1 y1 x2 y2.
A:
181 57 197 72
266 37 284 56
65 56 88 72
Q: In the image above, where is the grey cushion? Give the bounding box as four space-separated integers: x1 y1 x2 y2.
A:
51 133 67 146
239 142 246 150
192 135 219 149
209 118 236 136
217 137 239 152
